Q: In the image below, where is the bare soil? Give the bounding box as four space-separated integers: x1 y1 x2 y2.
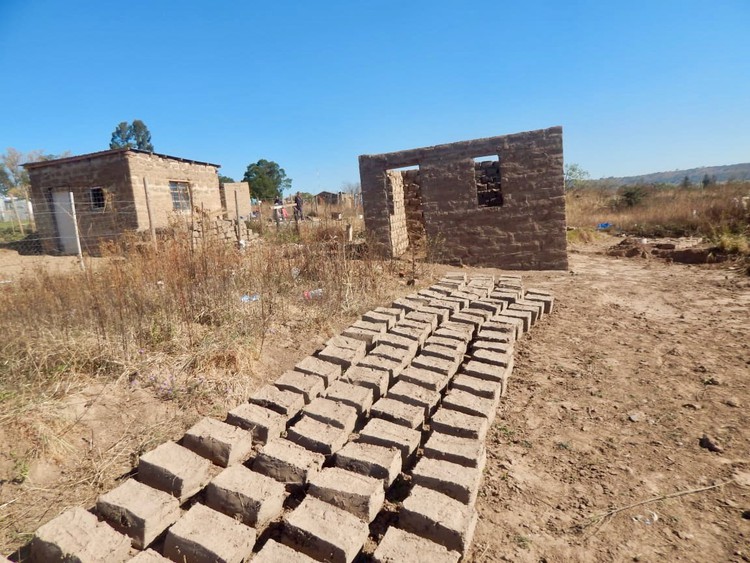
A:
1 236 748 561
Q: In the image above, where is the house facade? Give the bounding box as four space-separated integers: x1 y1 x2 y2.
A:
25 148 221 254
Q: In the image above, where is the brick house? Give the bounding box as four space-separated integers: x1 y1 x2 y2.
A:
24 148 222 254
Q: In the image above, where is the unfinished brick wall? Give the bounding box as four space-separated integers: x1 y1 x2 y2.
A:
359 127 568 270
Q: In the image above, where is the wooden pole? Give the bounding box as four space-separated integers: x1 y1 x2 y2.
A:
142 178 157 250
234 189 241 243
69 191 85 271
10 197 25 236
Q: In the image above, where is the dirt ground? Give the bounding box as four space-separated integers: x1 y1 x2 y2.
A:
0 236 748 561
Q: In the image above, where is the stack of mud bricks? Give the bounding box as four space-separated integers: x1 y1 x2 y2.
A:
402 169 425 247
24 273 554 563
192 218 249 244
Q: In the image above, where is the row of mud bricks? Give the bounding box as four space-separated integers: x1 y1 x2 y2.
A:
22 273 554 563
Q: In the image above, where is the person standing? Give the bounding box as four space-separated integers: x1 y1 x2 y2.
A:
294 192 304 222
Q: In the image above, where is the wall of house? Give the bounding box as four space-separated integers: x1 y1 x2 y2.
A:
220 182 252 219
27 151 136 253
359 127 568 270
384 170 409 256
126 152 221 229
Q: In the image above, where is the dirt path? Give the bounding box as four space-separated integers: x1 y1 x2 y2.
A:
468 240 750 562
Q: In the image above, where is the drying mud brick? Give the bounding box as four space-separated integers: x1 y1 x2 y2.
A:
334 442 402 490
524 290 554 313
426 298 461 315
343 365 390 399
318 344 365 370
412 453 486 504
253 439 325 487
96 479 181 549
325 381 374 415
373 333 420 356
31 507 131 563
491 289 520 303
307 467 385 522
425 334 467 352
405 310 439 329
372 527 460 563
423 432 486 468
497 310 531 334
439 321 475 339
433 326 472 343
138 441 212 502
358 418 421 463
470 299 505 316
371 306 405 323
342 325 383 346
463 358 512 384
476 326 515 344
392 296 429 313
430 408 489 441
463 306 493 322
302 397 359 432
182 417 253 467
471 339 513 354
361 310 398 329
294 356 342 387
371 397 425 429
449 311 485 331
281 496 370 563
253 539 318 562
350 318 389 335
274 370 326 403
421 343 461 362
451 373 502 402
442 388 499 424
128 549 171 562
286 416 351 456
225 402 286 444
387 381 441 417
411 354 461 378
417 305 450 323
163 503 256 563
205 465 285 528
248 384 306 417
399 485 478 555
357 354 408 384
509 302 541 324
400 365 451 392
369 343 414 364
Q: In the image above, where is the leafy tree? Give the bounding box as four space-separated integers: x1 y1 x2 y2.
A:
243 159 292 200
1 148 72 197
681 175 691 189
109 120 154 151
564 163 590 190
619 184 649 207
219 175 236 184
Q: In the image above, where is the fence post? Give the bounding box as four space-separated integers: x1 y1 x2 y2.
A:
234 189 241 243
10 197 25 236
69 191 85 271
143 178 157 250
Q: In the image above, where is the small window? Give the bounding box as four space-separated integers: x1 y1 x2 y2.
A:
474 155 503 208
89 187 105 211
169 181 191 211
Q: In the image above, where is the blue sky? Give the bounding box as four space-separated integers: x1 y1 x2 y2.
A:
1 0 748 191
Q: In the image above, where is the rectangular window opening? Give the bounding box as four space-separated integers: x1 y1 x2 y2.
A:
474 155 503 208
89 187 105 211
169 181 191 211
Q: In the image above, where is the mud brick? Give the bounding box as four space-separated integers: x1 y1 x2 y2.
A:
434 326 472 343
327 334 369 352
469 348 513 369
411 354 461 378
442 388 499 424
387 381 441 418
341 326 381 346
426 335 468 352
318 344 365 370
463 306 493 322
253 540 318 562
417 288 448 300
390 323 431 346
524 293 554 315
420 343 461 362
370 342 415 364
373 306 405 323
352 318 389 334
295 356 342 387
205 465 284 528
358 418 421 463
430 408 489 441
225 403 286 445
248 384 305 417
253 439 325 487
400 366 451 392
302 397 359 432
412 454 485 505
372 527 460 563
286 416 350 456
439 321 474 339
97 479 181 549
374 333 420 356
430 283 458 295
371 397 424 429
406 309 440 329
31 507 131 563
307 467 385 522
282 496 369 563
399 486 478 555
163 503 255 563
423 432 485 468
471 339 513 354
138 441 212 502
451 374 502 401
463 359 513 384
463 287 489 301
517 296 545 315
274 370 325 404
477 327 515 344
427 298 461 315
182 417 253 467
359 355 408 385
450 290 477 302
469 299 505 316
509 302 540 324
449 312 484 331
361 310 397 329
443 271 467 282
334 442 401 490
392 296 429 313
497 310 531 334
491 289 520 303
326 381 374 415
438 293 470 308
344 365 390 399
128 549 171 562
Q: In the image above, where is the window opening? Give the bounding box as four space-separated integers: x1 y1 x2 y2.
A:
89 187 105 211
474 155 502 208
169 181 191 211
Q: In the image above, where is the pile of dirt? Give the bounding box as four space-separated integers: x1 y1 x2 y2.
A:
607 237 729 264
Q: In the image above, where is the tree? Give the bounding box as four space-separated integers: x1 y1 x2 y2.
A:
0 148 72 197
680 175 692 189
564 163 590 190
243 159 292 200
219 175 235 184
109 120 154 151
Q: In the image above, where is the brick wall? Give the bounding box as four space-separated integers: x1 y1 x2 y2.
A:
358 127 568 270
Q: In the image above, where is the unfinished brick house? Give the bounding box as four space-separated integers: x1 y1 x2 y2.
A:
359 126 568 270
25 148 222 254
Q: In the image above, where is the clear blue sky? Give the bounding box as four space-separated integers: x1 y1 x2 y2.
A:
1 0 748 190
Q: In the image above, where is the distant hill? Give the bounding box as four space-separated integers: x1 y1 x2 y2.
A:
598 162 750 186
